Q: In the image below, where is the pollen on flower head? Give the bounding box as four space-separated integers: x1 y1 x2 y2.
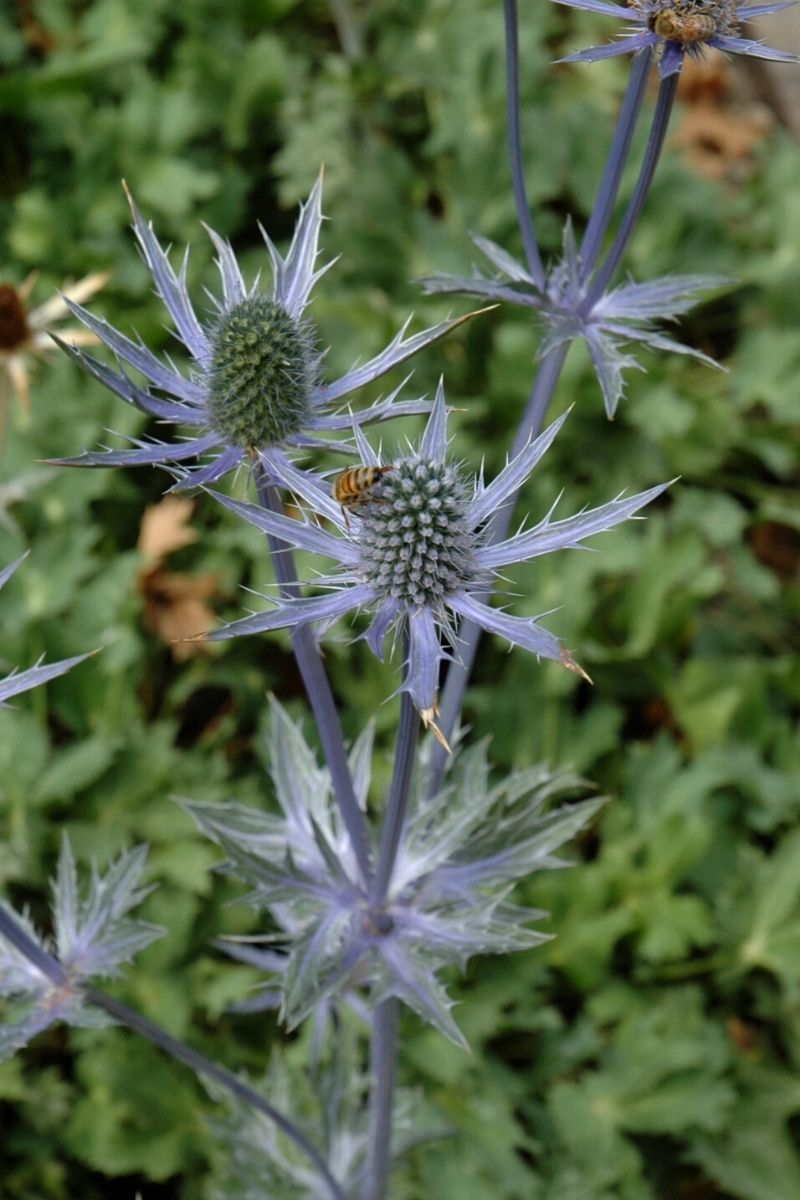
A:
0 284 30 353
207 296 316 450
356 458 479 609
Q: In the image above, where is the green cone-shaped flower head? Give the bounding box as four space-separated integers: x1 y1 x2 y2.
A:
207 296 316 450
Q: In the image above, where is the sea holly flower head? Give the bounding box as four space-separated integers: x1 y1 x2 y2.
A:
552 0 798 78
421 224 727 417
50 174 477 490
0 839 163 1060
185 699 605 1048
203 384 670 717
0 555 92 705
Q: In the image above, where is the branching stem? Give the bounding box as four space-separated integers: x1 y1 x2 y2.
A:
371 678 419 908
429 59 680 799
427 343 569 798
503 0 545 289
86 989 347 1200
579 49 652 276
255 469 373 884
584 73 679 307
0 908 345 1200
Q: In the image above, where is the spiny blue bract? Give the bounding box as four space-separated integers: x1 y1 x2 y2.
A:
358 460 479 608
208 297 316 449
0 556 91 706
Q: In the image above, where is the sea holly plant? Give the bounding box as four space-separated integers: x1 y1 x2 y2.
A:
0 3 796 1199
206 1032 438 1200
0 838 162 1059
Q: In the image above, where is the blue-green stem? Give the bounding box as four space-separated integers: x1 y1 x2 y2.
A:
0 902 67 986
427 343 569 799
579 49 652 276
429 62 679 799
364 645 418 1200
583 73 679 308
0 907 346 1200
503 0 545 289
370 679 419 909
362 999 399 1200
86 989 346 1200
255 469 372 884
330 0 363 60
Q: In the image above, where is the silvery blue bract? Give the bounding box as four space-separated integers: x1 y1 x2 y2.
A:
422 223 728 418
0 555 91 705
0 839 162 1060
185 698 605 1049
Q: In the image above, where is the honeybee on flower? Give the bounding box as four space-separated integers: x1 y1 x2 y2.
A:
333 465 395 527
551 0 798 78
650 6 718 40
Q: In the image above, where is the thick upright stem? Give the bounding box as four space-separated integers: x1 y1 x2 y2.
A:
584 73 679 308
427 343 569 798
255 471 372 884
370 682 419 908
579 50 652 276
503 0 545 289
362 999 399 1200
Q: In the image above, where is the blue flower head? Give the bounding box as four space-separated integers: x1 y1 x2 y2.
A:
203 385 670 727
52 175 477 489
553 0 797 78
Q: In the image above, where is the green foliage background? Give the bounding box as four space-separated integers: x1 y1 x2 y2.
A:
1 0 799 1196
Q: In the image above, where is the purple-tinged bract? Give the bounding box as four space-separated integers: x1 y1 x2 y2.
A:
0 839 162 1060
422 223 728 418
185 699 606 1048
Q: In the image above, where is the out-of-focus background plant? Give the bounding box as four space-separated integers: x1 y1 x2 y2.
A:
1 1 798 1197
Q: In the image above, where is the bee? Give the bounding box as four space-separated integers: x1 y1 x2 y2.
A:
650 7 717 42
333 465 394 527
